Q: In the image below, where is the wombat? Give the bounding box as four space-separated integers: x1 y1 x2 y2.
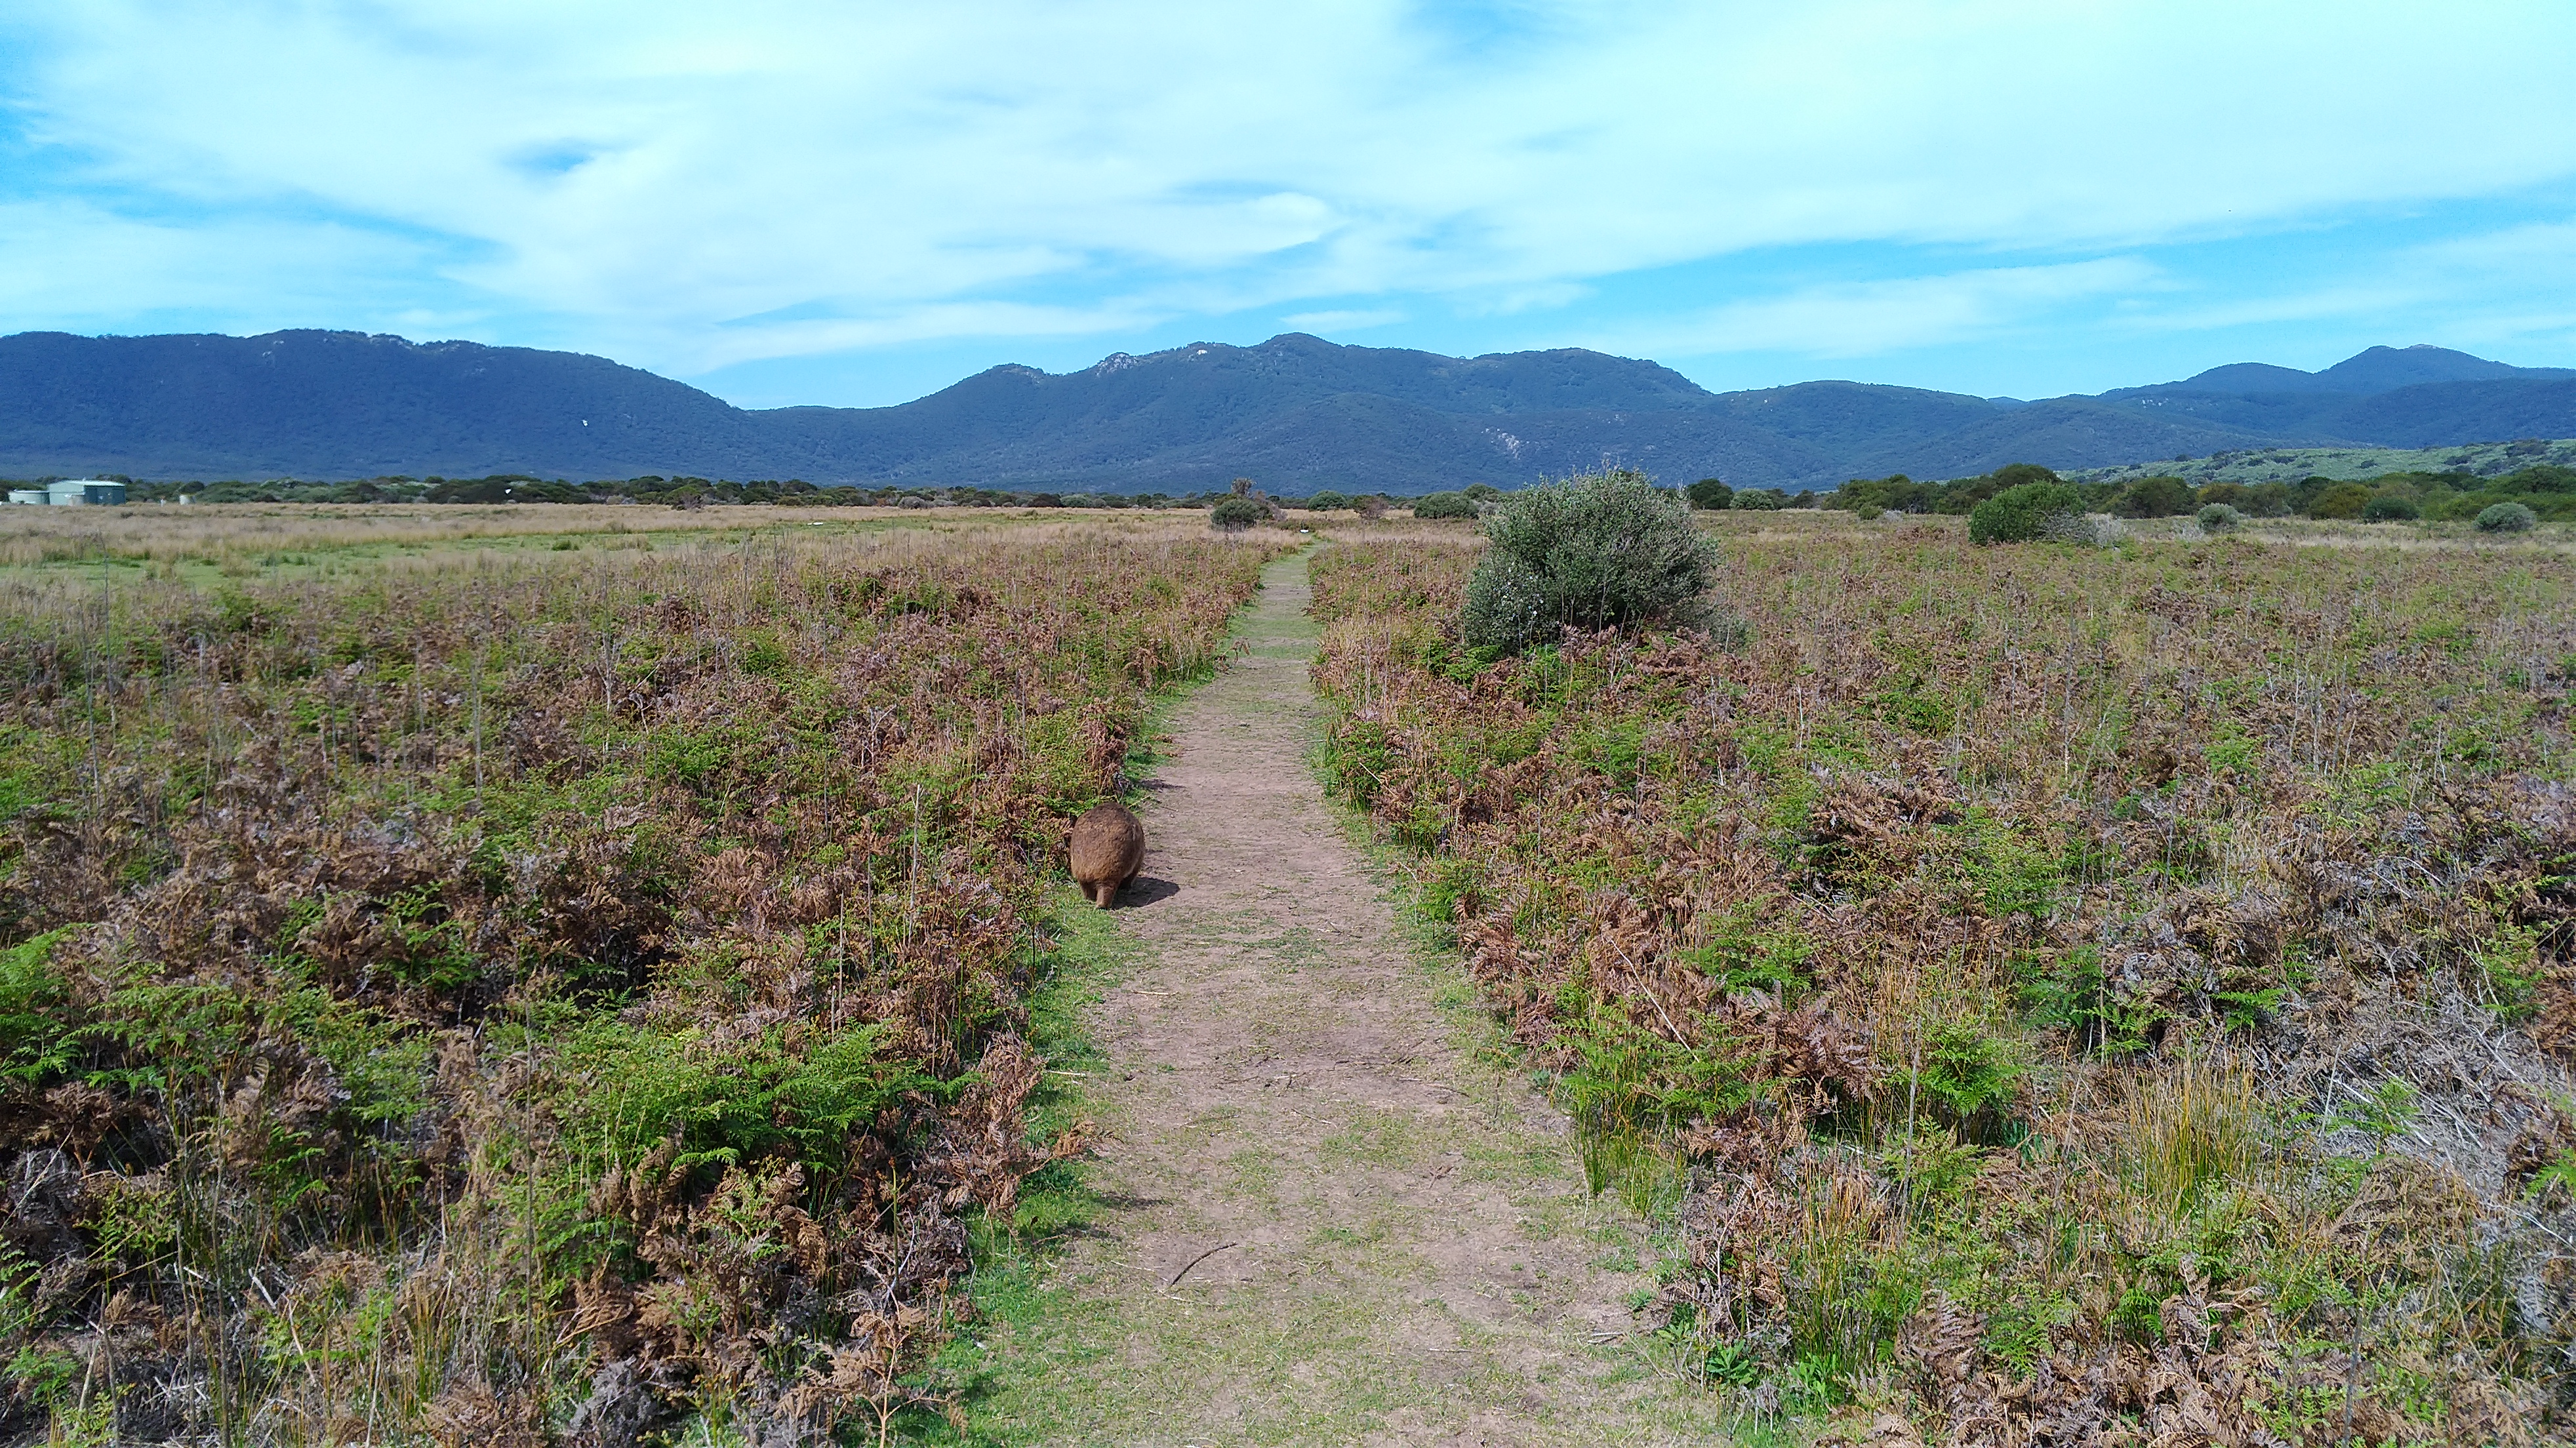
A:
1070 801 1146 908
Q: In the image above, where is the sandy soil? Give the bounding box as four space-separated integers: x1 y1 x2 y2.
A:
967 550 1730 1446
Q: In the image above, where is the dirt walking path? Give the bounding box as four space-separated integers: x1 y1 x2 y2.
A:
967 551 1728 1446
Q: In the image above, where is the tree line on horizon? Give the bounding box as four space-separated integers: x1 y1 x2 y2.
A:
0 473 1420 511
13 456 2576 524
1817 459 2576 524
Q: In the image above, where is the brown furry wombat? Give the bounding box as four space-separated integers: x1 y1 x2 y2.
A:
1070 802 1145 908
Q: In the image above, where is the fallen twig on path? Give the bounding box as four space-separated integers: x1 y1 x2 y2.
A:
1167 1242 1240 1287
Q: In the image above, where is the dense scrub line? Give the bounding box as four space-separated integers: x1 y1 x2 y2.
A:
1309 531 2576 1442
0 527 1280 1444
1824 459 2576 527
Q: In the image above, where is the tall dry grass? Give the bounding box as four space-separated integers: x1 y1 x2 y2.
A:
0 501 1241 572
1308 523 2576 1439
0 514 1286 1445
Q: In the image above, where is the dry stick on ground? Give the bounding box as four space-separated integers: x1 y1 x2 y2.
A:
1165 1243 1239 1287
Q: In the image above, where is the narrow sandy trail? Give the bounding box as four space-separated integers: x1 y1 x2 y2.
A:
971 551 1726 1447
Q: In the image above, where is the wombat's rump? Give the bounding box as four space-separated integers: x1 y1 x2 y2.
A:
1070 801 1146 908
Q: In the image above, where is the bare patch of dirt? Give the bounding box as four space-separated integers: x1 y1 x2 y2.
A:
971 551 1728 1445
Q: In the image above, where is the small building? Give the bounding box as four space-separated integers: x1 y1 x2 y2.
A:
6 490 46 506
45 479 127 506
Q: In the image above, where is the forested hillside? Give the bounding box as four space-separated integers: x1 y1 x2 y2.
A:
5 330 2574 494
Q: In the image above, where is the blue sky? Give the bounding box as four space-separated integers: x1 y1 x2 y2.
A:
4 1 2574 409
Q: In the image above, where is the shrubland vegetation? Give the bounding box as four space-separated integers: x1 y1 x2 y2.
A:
0 504 1041 578
1459 469 1715 658
15 446 2576 1443
25 434 2576 527
2074 437 2576 492
0 513 1282 1444
6 475 1235 510
1209 496 1265 531
0 475 1420 513
1965 481 2085 545
1832 459 2576 529
1310 500 2576 1440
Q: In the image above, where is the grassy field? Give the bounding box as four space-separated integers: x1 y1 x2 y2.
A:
0 504 1291 1445
1855 508 2576 553
9 498 2576 1445
0 502 1234 584
1310 510 2576 1441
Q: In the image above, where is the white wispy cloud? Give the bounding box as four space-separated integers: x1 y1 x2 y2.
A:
1458 282 1593 317
691 302 1166 369
1279 308 1406 331
2093 216 2576 344
2113 285 2432 337
0 199 468 330
1 1 2573 386
1603 258 2160 359
2411 218 2576 278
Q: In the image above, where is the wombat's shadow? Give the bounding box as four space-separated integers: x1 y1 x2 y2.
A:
1116 876 1180 908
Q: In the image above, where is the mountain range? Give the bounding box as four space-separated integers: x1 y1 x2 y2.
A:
4 329 2573 494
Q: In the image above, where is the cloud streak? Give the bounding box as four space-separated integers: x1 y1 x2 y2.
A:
1 1 2573 398
1614 258 2162 359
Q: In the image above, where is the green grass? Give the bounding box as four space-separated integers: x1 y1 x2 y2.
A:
0 519 1285 1445
927 544 1732 1447
1302 527 2576 1437
0 508 1072 590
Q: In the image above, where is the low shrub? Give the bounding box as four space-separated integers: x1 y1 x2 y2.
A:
1210 496 1264 531
2220 480 2296 516
2114 475 2195 518
0 928 75 1087
2040 510 2122 548
1412 491 1479 520
2478 501 2539 533
1915 1017 2026 1127
1460 468 1718 656
2195 503 2244 532
1310 527 2576 1430
0 527 1280 1444
1967 482 2083 544
1687 477 1734 510
559 1020 921 1182
1305 490 1350 511
2304 482 2371 519
1730 489 1784 511
1460 553 1550 656
2361 493 2421 522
